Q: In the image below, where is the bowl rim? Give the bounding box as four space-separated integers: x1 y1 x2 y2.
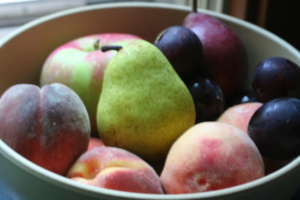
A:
2 137 300 199
1 1 300 199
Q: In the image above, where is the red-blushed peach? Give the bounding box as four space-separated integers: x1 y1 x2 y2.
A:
0 83 90 175
217 102 263 133
160 122 264 194
87 137 105 151
66 146 164 194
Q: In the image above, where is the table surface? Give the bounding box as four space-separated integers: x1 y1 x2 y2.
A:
0 178 23 200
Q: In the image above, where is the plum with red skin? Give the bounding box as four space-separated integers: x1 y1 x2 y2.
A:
183 12 248 97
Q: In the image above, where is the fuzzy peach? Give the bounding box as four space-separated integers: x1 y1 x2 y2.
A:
66 146 164 194
87 137 105 151
217 102 263 133
0 83 90 175
160 122 264 194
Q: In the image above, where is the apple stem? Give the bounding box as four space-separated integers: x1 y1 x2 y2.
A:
192 0 198 13
101 45 123 52
94 39 100 50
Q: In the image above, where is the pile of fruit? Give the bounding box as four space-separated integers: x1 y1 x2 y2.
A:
1 1 300 195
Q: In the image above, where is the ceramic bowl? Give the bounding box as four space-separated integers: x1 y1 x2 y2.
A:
1 2 300 200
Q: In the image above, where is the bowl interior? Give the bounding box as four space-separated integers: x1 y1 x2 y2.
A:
1 2 300 200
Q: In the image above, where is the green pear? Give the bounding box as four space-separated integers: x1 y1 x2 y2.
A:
97 39 196 162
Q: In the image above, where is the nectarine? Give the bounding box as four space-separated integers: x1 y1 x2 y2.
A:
87 137 105 151
217 102 263 133
160 122 264 194
67 146 164 194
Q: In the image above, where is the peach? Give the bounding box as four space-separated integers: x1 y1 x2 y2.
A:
217 102 263 133
0 83 90 175
87 137 105 151
66 146 164 194
160 122 264 194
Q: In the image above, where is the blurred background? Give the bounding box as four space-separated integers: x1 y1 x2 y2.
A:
0 0 299 50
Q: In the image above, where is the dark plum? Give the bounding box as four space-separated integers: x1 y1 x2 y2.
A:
154 26 203 84
226 89 257 108
252 57 300 103
248 97 300 160
188 77 224 123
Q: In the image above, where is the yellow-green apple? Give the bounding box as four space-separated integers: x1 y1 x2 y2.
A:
160 122 264 194
40 33 141 135
217 102 263 133
66 146 164 194
0 83 91 175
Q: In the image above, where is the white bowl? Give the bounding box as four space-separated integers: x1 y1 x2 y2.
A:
1 2 300 200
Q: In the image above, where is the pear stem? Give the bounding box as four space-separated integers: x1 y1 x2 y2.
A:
192 0 198 13
101 45 123 52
